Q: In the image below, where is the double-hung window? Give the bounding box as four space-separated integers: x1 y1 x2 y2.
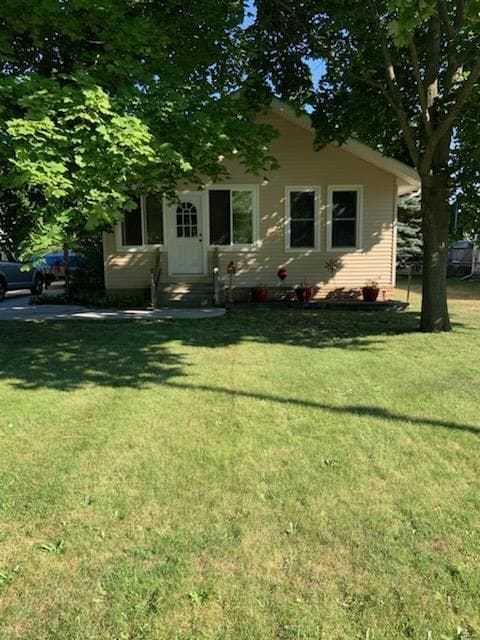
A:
208 186 257 247
121 199 143 247
327 186 363 250
285 187 320 250
119 195 164 248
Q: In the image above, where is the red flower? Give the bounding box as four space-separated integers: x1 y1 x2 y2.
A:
277 267 288 281
227 261 236 274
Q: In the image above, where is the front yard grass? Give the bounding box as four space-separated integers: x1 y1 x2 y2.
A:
0 279 479 639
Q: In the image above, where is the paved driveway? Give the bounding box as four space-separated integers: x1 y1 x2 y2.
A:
0 291 225 321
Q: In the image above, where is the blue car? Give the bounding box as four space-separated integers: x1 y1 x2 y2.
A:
39 251 82 282
0 254 44 302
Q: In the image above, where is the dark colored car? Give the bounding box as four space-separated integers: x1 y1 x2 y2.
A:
0 254 44 302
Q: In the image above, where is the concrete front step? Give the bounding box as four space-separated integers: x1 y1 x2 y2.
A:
156 294 215 307
156 283 215 307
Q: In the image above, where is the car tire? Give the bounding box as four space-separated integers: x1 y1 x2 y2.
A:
0 279 6 303
30 275 43 296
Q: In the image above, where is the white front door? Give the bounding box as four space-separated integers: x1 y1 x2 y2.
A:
167 192 204 275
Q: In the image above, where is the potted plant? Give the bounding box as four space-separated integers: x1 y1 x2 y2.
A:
295 280 313 303
251 284 269 302
362 280 380 302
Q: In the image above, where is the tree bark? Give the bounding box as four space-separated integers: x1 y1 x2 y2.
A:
420 173 451 332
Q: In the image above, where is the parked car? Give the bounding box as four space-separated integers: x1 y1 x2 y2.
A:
38 251 82 286
0 254 44 301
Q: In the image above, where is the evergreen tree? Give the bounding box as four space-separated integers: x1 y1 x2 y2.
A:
397 192 422 268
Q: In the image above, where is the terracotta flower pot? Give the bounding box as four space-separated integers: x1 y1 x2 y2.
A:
252 287 269 303
362 287 379 302
295 287 313 303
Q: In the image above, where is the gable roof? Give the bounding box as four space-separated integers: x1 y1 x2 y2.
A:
270 100 420 196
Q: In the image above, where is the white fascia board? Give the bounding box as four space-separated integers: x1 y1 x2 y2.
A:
340 139 421 192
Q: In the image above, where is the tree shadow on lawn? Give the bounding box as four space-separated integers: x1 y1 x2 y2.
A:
0 307 461 393
164 381 480 438
1 310 477 436
0 321 187 391
172 307 426 350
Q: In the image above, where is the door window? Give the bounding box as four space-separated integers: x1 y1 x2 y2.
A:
176 202 198 239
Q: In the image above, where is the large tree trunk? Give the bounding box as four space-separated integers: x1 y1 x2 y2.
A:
420 173 451 332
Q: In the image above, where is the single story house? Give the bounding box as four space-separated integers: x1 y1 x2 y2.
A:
102 100 420 304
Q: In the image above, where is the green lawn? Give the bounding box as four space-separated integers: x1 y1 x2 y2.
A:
1 280 479 639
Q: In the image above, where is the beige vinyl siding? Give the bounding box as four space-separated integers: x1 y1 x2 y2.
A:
103 232 156 291
104 111 398 295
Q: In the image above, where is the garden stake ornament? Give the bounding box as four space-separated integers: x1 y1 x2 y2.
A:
227 261 236 303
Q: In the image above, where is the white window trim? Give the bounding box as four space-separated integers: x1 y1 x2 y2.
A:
115 195 165 252
207 184 260 252
284 186 321 253
326 185 364 252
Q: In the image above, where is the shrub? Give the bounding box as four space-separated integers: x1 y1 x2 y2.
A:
69 242 105 294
